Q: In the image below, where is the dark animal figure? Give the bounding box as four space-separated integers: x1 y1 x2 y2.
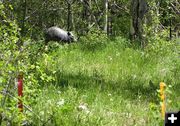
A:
45 26 76 44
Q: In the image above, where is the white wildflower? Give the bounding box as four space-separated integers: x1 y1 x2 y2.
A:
57 99 65 106
78 103 90 114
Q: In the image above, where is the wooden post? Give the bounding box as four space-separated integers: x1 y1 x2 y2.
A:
18 72 23 112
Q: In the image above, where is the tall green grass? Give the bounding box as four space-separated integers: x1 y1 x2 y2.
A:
27 37 179 126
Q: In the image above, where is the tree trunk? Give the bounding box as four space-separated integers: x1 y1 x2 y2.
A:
21 0 27 36
82 0 91 34
104 0 108 35
67 1 72 31
130 0 148 46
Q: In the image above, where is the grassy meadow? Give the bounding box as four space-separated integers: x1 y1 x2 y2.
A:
23 37 180 126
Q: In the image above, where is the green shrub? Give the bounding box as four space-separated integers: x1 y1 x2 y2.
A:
0 3 46 125
80 29 108 51
146 39 177 57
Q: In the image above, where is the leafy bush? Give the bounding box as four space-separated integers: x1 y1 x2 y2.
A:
0 2 22 125
0 3 48 125
146 39 177 57
80 29 108 51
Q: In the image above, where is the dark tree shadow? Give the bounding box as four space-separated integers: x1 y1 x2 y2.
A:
51 70 159 102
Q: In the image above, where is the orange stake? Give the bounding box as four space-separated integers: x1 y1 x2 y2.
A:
160 82 166 119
